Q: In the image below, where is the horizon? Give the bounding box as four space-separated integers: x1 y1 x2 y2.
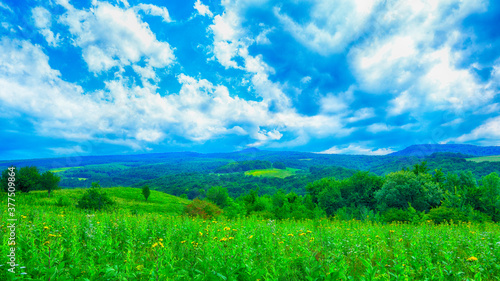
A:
1 143 500 162
1 0 499 160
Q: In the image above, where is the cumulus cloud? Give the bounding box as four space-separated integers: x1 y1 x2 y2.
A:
454 116 500 145
194 0 213 17
32 7 60 47
275 0 379 55
58 1 175 73
348 0 492 114
319 144 394 155
134 3 172 22
0 37 352 149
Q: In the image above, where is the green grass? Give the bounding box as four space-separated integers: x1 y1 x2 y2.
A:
49 166 82 173
244 168 300 178
467 155 500 163
1 190 499 280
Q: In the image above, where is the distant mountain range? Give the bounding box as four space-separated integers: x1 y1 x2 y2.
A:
389 144 500 157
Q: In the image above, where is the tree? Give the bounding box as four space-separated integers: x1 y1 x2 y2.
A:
375 171 443 212
39 171 61 197
206 186 229 208
1 167 18 192
273 162 286 169
142 185 151 201
76 182 114 211
17 166 41 193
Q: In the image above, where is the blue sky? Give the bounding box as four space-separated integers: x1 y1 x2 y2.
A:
0 0 499 160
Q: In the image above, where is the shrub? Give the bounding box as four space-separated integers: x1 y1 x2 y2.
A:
76 182 114 211
427 206 467 224
382 208 411 223
56 196 71 207
184 199 222 219
142 185 150 201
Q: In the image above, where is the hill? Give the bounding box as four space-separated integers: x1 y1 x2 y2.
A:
389 144 500 157
12 187 191 215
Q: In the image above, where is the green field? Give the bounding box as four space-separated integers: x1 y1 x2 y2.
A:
1 188 500 280
49 166 82 173
244 168 299 178
467 155 500 163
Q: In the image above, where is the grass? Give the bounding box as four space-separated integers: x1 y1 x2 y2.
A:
244 168 300 178
1 189 500 280
48 166 82 173
467 155 500 163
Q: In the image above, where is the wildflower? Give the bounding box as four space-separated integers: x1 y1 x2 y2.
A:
306 230 312 234
278 241 284 244
97 222 100 224
43 241 50 246
159 238 163 242
309 237 315 242
180 241 186 244
48 234 56 237
159 242 164 248
389 230 395 233
224 227 230 231
467 256 478 262
248 235 253 239
213 237 218 240
288 234 294 237
152 243 158 248
43 226 49 230
299 233 306 236
228 237 234 240
199 232 203 236
399 238 403 242
220 237 227 242
272 233 276 236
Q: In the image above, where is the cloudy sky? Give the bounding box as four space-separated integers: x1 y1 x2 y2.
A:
0 0 499 160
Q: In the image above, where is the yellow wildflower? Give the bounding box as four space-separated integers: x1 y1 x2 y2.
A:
43 226 49 230
152 243 158 248
180 241 186 244
224 227 230 231
248 235 253 239
467 256 478 262
288 234 294 237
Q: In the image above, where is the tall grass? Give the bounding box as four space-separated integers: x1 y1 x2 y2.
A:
1 189 500 280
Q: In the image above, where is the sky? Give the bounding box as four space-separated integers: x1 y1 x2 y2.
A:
0 0 499 160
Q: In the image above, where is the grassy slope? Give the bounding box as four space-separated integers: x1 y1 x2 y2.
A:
244 168 300 178
467 155 500 163
12 187 191 215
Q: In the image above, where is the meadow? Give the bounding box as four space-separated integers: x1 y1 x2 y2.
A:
244 168 300 179
467 155 500 163
1 189 500 280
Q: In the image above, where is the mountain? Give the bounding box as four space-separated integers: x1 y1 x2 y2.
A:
389 144 500 157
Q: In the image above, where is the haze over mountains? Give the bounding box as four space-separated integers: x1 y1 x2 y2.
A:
389 144 500 157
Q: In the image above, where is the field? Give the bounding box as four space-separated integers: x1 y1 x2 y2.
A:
48 167 82 173
244 168 299 179
467 155 500 163
2 188 500 280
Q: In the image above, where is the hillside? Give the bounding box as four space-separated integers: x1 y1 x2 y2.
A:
12 187 191 215
389 144 500 157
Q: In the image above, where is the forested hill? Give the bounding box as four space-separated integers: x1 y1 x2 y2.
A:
390 144 500 157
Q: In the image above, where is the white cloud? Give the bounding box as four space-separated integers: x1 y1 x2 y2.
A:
319 144 394 155
0 2 13 13
32 7 60 47
367 123 392 133
275 0 379 55
194 0 213 17
134 3 172 22
454 116 500 144
348 0 492 115
347 108 375 123
58 1 175 73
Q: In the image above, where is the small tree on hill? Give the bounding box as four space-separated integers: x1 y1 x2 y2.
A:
39 171 61 197
142 185 151 201
76 182 114 211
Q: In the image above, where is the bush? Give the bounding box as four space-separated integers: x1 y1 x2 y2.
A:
427 206 467 224
76 182 114 211
142 185 150 201
56 196 71 207
184 199 222 219
382 208 411 223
